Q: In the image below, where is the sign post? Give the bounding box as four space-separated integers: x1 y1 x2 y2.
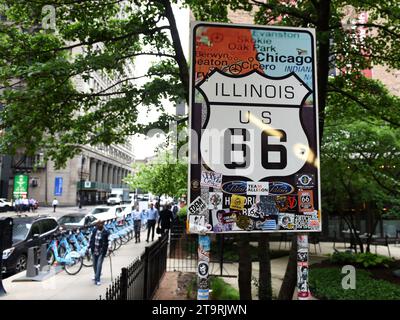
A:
188 22 320 300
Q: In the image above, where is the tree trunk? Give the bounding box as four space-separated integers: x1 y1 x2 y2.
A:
316 0 331 142
278 236 298 300
258 233 272 300
238 234 252 300
161 0 190 104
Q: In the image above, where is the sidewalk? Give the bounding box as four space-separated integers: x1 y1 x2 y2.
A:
0 229 151 300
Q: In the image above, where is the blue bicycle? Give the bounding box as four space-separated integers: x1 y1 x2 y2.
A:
47 232 83 275
68 230 93 267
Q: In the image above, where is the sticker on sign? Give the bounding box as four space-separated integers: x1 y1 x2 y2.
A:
247 182 269 195
188 196 208 215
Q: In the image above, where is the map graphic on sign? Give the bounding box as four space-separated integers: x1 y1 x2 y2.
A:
188 22 321 234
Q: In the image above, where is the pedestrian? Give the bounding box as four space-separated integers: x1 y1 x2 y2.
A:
29 198 35 212
172 202 179 221
132 205 146 243
52 198 59 213
146 202 159 242
158 204 174 236
22 197 29 212
14 198 19 213
89 220 110 285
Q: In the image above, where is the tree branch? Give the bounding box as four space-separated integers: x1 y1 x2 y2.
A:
328 86 400 127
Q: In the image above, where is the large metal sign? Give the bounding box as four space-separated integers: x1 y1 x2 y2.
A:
188 22 321 233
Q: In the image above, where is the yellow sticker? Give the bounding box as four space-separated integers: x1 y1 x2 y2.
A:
230 194 246 211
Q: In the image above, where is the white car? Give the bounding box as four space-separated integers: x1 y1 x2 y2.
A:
89 205 133 222
0 198 12 211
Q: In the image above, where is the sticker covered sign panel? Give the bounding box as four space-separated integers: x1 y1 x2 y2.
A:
188 22 321 233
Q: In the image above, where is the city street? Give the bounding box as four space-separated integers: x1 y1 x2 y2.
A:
0 227 152 300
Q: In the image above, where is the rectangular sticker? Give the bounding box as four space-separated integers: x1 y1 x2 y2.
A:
246 182 269 195
208 192 223 210
201 171 223 188
188 196 207 215
298 190 314 212
230 194 246 211
278 213 295 230
295 173 315 189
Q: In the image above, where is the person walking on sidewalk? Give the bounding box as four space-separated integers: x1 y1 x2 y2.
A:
132 205 146 243
146 203 159 242
89 220 110 285
52 198 59 212
158 204 174 236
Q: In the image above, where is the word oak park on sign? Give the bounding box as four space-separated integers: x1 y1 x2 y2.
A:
188 22 321 234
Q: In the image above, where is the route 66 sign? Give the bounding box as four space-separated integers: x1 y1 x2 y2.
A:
198 70 311 181
189 22 321 233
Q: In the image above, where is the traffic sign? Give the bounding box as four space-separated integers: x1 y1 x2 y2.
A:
188 22 321 233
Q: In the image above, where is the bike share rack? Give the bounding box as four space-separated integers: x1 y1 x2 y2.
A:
13 242 63 282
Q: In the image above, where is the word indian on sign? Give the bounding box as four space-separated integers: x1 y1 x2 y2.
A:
188 22 321 234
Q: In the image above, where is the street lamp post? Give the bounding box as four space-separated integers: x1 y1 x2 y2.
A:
79 155 85 209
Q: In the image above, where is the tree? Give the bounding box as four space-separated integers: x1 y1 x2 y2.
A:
0 0 189 167
322 77 400 253
124 150 187 200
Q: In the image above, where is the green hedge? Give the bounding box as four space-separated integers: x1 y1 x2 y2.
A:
210 276 240 300
309 267 400 300
330 252 394 268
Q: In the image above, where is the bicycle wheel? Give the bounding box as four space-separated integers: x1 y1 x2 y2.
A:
114 237 122 250
64 252 83 275
82 250 93 267
120 233 130 244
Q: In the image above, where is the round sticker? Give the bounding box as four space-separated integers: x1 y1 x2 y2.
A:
198 261 209 278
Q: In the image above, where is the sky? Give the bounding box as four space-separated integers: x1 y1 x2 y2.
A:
132 4 190 160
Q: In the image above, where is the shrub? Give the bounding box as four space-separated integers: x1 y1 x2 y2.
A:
330 252 394 268
354 252 394 268
209 276 240 300
177 206 187 224
309 267 400 300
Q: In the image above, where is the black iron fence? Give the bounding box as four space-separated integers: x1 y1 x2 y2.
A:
99 233 168 300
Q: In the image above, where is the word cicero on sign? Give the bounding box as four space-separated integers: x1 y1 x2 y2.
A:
188 22 321 233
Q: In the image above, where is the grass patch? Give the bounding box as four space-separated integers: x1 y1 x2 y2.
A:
185 275 239 300
309 267 400 300
209 276 240 300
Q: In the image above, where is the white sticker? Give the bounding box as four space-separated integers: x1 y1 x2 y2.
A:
247 182 269 195
200 171 223 188
208 192 223 210
188 196 208 215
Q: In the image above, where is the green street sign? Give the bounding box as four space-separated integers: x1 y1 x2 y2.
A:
13 174 28 199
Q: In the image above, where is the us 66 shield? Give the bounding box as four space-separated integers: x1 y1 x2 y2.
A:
188 22 321 234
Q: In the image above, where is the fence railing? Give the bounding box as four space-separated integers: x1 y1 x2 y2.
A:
99 233 168 300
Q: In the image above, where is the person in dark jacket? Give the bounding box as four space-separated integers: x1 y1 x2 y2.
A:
158 204 174 236
89 220 110 285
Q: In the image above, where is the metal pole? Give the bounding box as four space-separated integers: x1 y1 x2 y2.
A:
79 156 84 209
197 234 210 300
297 234 311 300
219 234 224 276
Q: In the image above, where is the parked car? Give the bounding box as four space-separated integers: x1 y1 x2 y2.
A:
57 213 98 230
0 198 12 212
89 205 120 221
2 216 59 275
